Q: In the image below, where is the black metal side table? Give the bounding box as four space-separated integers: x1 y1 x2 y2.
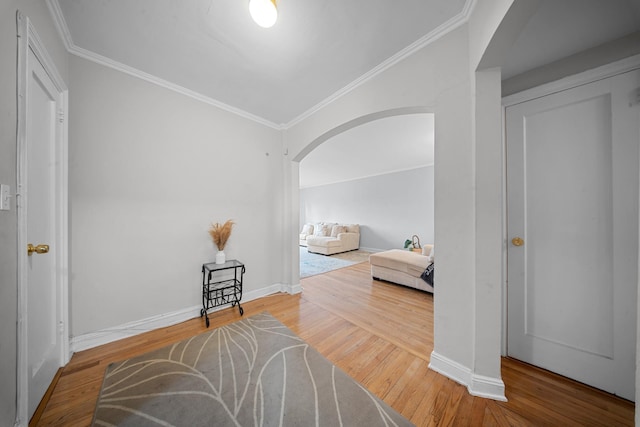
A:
200 259 245 327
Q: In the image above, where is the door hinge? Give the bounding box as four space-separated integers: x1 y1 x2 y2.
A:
57 109 65 123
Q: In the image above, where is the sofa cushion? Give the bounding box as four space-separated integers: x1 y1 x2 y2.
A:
306 236 342 248
313 223 330 236
330 225 347 237
369 249 430 278
345 224 359 234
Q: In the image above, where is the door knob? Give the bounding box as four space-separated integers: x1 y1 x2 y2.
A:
27 243 49 256
511 237 524 247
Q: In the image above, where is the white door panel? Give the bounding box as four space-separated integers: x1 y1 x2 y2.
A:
506 70 639 401
26 47 61 419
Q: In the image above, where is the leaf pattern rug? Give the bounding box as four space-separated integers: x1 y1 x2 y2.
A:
92 312 413 426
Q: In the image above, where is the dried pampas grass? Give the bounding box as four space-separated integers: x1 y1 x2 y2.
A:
209 220 235 251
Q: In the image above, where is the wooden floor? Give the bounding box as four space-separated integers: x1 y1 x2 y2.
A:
36 262 634 426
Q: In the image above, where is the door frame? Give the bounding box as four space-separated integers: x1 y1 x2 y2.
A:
16 11 69 426
501 53 640 355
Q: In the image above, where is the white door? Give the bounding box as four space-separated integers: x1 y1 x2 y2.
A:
506 69 640 401
25 46 63 419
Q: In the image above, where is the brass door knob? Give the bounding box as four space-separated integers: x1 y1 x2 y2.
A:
511 237 524 247
27 243 50 256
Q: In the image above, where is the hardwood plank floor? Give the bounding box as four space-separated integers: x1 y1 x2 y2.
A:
36 262 634 426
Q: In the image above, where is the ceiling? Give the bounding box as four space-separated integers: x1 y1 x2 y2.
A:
501 0 640 80
300 114 434 189
51 0 467 127
50 0 640 186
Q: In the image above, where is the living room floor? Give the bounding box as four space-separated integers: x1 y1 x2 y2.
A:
299 246 371 278
35 262 633 426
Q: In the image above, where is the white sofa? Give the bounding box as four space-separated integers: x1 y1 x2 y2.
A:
302 223 360 255
369 245 434 292
299 223 315 247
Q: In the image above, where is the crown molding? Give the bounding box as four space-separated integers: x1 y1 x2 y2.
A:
46 0 283 130
72 44 283 130
502 52 640 107
46 0 73 51
47 0 476 131
284 0 477 128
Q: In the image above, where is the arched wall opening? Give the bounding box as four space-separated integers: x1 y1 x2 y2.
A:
296 108 435 257
287 106 435 348
292 107 434 163
290 107 435 260
282 8 513 401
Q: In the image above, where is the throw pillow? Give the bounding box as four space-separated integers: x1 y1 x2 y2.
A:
331 225 347 237
313 223 325 236
320 224 332 236
301 223 314 235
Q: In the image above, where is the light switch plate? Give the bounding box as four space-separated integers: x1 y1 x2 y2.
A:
0 185 10 211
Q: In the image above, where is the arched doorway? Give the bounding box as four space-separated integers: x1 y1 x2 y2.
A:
298 113 434 265
289 107 435 286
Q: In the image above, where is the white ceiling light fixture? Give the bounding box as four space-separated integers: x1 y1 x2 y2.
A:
249 0 277 28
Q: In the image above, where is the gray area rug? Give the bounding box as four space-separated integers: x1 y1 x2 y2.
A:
299 246 370 278
92 312 413 426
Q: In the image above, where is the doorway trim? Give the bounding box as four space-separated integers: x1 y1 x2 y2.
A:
16 11 69 426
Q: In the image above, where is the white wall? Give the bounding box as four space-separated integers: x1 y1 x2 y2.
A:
285 22 483 387
467 0 519 395
68 56 285 337
0 2 69 424
283 1 531 400
300 166 434 251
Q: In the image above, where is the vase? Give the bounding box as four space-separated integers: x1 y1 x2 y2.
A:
215 250 226 264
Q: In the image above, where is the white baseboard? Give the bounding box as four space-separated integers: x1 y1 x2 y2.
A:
429 351 506 401
429 351 472 386
70 283 298 353
281 282 302 294
359 247 384 253
470 373 507 401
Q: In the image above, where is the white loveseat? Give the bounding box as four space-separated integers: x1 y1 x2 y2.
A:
300 222 360 255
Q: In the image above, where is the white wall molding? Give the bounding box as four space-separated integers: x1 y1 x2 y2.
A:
429 351 507 401
70 304 203 353
284 4 475 129
46 1 281 130
70 283 296 353
46 0 476 131
71 45 281 130
429 351 472 387
280 283 302 295
359 247 384 253
469 373 507 401
45 0 73 51
502 53 640 107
